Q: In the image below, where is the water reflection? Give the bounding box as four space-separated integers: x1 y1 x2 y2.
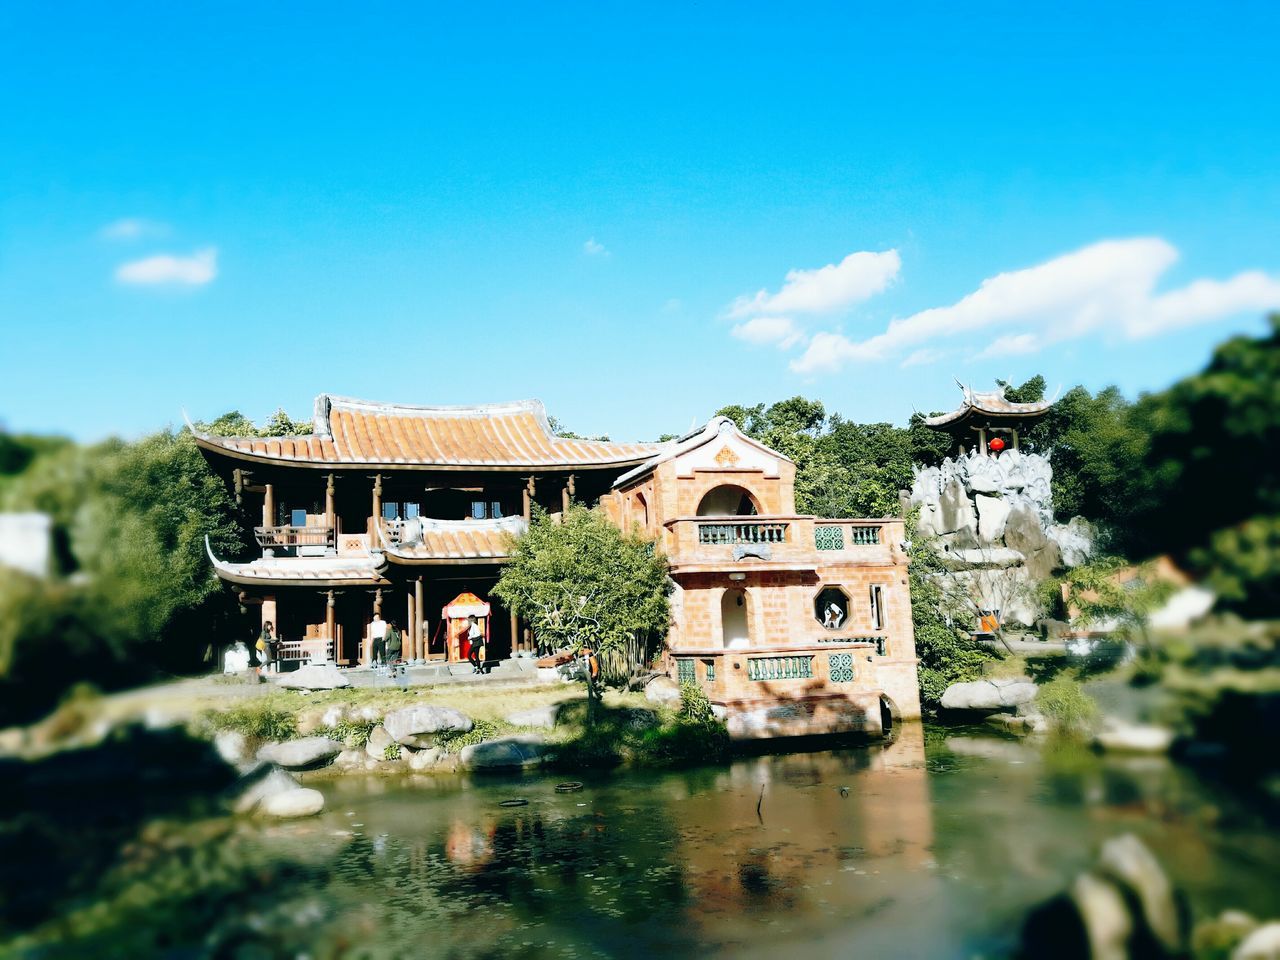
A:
79 728 1275 959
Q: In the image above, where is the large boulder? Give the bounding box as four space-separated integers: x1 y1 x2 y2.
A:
382 706 473 744
1093 722 1175 754
229 763 300 814
366 725 397 761
260 787 325 819
941 677 1038 713
1004 504 1061 580
937 477 978 537
257 736 344 770
1097 834 1183 954
1236 923 1280 959
274 662 349 690
459 734 547 770
213 730 250 768
975 494 1012 542
644 675 682 706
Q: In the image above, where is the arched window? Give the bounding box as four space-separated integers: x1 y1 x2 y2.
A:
696 484 760 517
633 491 649 529
721 588 750 649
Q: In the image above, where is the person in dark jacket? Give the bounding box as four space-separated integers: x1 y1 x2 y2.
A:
385 619 403 667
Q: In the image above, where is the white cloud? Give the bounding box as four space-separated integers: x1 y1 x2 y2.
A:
975 333 1040 359
900 347 948 368
100 217 169 240
731 316 805 349
791 238 1280 375
583 237 608 256
115 247 218 286
729 249 900 319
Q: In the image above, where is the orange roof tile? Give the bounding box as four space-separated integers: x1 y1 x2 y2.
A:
192 395 663 470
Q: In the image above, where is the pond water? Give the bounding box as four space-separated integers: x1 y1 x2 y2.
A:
237 727 1277 960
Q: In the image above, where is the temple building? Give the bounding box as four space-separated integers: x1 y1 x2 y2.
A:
923 384 1053 455
197 393 920 737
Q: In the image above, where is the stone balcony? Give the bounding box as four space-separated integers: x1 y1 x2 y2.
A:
662 515 903 570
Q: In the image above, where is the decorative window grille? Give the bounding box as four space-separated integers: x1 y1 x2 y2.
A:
747 656 813 681
676 658 696 684
703 659 716 681
828 653 855 683
814 525 844 550
849 525 882 545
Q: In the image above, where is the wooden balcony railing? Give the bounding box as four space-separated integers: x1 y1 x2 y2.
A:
696 521 789 545
254 525 335 550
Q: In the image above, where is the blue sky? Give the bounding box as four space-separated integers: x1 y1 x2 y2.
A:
2 2 1278 442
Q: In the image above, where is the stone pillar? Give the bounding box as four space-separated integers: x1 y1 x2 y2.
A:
562 473 575 513
366 587 382 666
978 428 988 456
325 590 337 662
263 483 275 528
1012 429 1020 451
262 595 277 634
414 577 424 661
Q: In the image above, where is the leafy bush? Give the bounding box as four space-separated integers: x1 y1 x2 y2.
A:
204 704 298 742
1035 676 1099 736
435 718 502 754
677 681 716 725
322 718 378 748
382 742 401 761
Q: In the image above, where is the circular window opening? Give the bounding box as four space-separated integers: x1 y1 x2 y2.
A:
815 587 850 630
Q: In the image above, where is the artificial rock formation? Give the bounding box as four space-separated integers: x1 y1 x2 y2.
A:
909 450 1092 628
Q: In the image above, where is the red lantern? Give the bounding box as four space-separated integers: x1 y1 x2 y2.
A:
988 437 1006 453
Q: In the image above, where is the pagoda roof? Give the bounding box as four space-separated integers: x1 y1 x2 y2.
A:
205 537 387 586
922 386 1054 430
378 516 526 565
189 395 665 471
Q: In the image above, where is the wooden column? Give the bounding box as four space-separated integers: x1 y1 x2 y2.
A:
561 473 575 513
414 577 424 661
263 483 275 527
978 428 988 456
366 587 382 666
522 476 536 521
325 590 337 662
406 588 416 663
1012 429 1020 451
325 473 336 531
509 607 519 655
371 473 382 537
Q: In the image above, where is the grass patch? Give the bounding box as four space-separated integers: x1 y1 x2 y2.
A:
202 702 297 741
435 718 505 754
1036 675 1099 737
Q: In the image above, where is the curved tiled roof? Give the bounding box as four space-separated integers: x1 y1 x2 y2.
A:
205 537 387 586
190 395 665 471
379 516 526 564
923 388 1053 428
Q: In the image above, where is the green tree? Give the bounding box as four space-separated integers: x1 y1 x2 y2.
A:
493 506 670 700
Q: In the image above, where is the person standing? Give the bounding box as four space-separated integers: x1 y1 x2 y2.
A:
466 615 485 674
370 612 388 666
385 618 403 668
257 621 276 675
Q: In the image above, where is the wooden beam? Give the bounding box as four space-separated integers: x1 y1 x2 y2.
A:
414 577 424 661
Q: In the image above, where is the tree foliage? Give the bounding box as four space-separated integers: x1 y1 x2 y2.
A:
493 506 670 678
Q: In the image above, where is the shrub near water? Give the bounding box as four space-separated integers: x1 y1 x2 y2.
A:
203 704 298 742
1035 676 1099 736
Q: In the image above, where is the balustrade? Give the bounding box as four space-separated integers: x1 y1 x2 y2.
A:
697 521 789 545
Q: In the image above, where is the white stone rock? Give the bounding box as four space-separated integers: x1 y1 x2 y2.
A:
644 675 682 706
260 787 325 819
940 677 1038 713
382 706 473 743
231 764 300 813
1094 723 1175 754
975 493 1012 542
256 736 344 770
213 730 249 767
274 662 350 690
1070 871 1133 960
1235 922 1280 960
366 725 396 761
407 747 442 771
1097 834 1182 953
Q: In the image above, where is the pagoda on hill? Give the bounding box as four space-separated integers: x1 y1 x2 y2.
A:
923 383 1053 456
